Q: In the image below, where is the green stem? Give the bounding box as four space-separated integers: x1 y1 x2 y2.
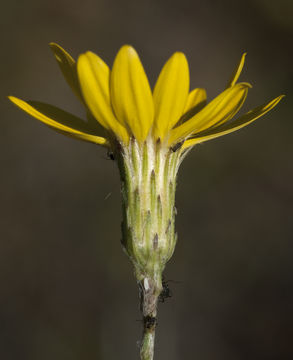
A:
140 323 156 360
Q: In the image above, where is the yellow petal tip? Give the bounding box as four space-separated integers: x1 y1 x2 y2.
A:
274 94 285 104
78 51 95 60
121 44 135 50
169 51 188 63
118 44 138 58
77 52 89 64
49 42 63 52
226 53 248 88
174 51 186 56
240 82 253 89
8 95 20 104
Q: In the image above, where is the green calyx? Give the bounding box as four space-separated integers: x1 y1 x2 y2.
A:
117 138 181 282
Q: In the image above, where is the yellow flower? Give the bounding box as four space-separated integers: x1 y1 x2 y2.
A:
8 44 285 360
9 43 283 151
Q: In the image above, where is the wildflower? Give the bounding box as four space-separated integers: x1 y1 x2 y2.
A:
8 44 283 360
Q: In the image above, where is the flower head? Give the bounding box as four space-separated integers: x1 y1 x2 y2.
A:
9 44 283 152
8 44 284 360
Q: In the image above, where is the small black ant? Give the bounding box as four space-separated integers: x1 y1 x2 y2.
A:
159 278 172 303
159 277 182 303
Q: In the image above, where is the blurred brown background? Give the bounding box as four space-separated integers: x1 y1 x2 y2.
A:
1 0 292 359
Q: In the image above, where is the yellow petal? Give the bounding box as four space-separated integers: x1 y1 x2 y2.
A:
176 88 207 126
110 45 154 142
226 53 247 88
184 88 207 113
49 43 83 102
77 51 129 144
209 85 249 128
169 82 251 145
55 129 108 145
183 95 284 149
153 52 189 140
8 96 107 146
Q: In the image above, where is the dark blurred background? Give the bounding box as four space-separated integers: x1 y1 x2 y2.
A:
1 0 292 359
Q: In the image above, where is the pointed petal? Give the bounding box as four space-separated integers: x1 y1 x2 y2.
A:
8 96 108 146
49 43 83 102
153 52 189 140
27 101 98 133
226 53 247 88
55 129 108 145
183 95 284 149
110 45 154 142
77 51 129 144
169 82 251 145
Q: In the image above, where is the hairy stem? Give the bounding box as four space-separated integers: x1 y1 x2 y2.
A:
139 277 162 360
